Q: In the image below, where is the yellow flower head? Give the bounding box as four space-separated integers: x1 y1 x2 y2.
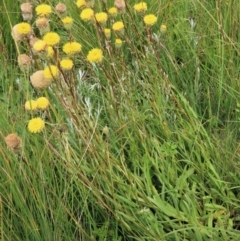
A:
63 42 82 55
43 65 58 79
35 4 52 17
76 0 86 8
28 117 45 133
102 126 109 135
143 14 157 26
134 2 147 12
61 16 73 30
108 7 118 17
17 22 31 35
112 21 124 32
33 40 47 52
43 32 60 46
115 38 122 48
160 24 167 34
87 48 103 64
36 97 50 110
60 58 74 70
104 28 111 39
80 8 94 21
25 100 38 111
47 46 54 58
95 12 108 24
62 16 73 24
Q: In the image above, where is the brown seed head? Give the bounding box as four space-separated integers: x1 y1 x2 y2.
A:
20 2 33 13
17 54 32 67
55 3 67 14
4 133 22 150
36 17 49 29
29 37 39 47
30 70 52 89
114 0 126 11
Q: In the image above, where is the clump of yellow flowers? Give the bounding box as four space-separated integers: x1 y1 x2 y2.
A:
11 0 162 136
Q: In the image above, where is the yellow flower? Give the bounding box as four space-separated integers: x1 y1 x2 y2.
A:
12 24 24 42
143 14 157 26
43 65 58 79
95 12 108 24
33 40 47 53
28 117 45 133
60 58 74 70
102 126 109 135
62 16 73 24
108 7 118 17
160 24 167 34
36 97 50 110
25 100 38 111
17 22 31 35
47 46 54 58
43 32 60 46
112 21 124 32
63 42 82 55
61 16 73 30
35 4 52 17
80 8 94 21
115 38 122 48
87 48 103 64
134 2 147 12
104 28 111 39
76 0 86 8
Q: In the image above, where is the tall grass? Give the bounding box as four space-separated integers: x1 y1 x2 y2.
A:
1 0 240 240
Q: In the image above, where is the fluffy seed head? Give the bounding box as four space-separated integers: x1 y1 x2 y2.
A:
30 70 52 89
18 54 32 69
4 133 22 150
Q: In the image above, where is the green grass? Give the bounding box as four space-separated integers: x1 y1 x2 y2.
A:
1 0 240 240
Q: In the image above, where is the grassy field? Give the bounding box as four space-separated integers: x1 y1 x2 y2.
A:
0 0 240 240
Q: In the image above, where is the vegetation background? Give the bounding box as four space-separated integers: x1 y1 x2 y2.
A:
0 0 240 240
